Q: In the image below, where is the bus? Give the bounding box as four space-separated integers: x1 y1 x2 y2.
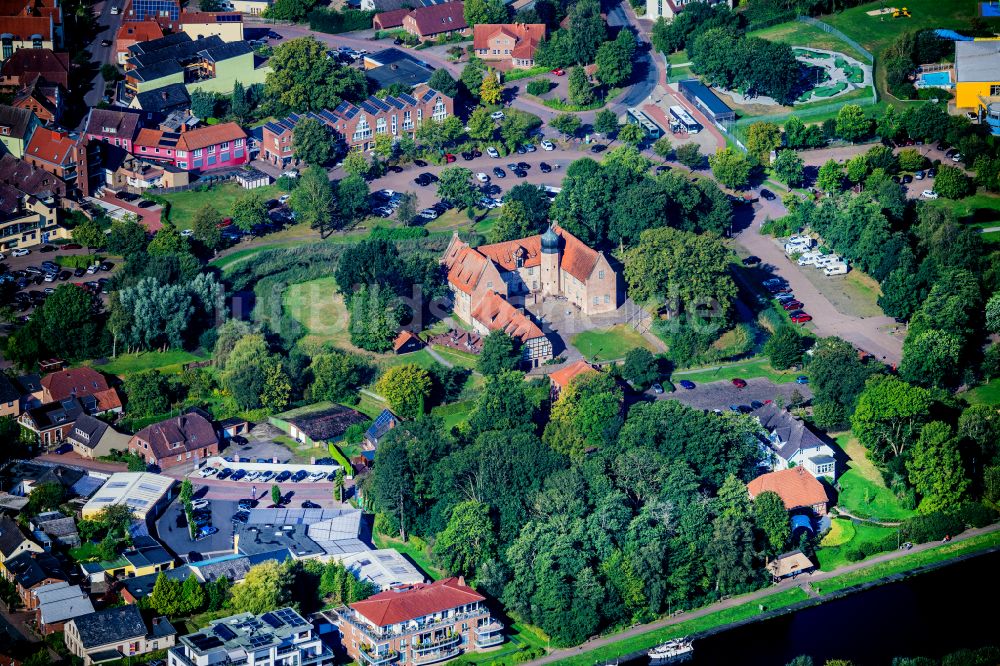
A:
668 105 702 134
626 108 662 139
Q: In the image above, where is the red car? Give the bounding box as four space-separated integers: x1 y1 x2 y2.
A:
62 243 82 250
731 378 747 388
790 313 813 323
782 300 804 311
552 68 565 76
444 153 456 163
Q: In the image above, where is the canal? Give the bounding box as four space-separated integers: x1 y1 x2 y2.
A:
638 550 999 666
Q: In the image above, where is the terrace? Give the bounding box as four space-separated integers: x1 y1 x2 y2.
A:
335 607 490 643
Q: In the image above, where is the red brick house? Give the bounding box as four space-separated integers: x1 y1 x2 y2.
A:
747 467 831 516
24 127 79 180
402 2 468 40
128 413 220 469
11 75 63 124
40 368 110 403
473 23 546 70
83 108 143 153
334 577 503 666
0 48 68 91
113 20 163 65
133 122 247 173
371 7 409 31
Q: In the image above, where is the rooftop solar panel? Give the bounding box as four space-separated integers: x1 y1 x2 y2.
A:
261 612 284 629
213 624 237 641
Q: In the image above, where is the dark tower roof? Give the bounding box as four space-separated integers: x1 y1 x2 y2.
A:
540 225 560 254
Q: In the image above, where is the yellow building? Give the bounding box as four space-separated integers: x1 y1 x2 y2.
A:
955 40 1000 111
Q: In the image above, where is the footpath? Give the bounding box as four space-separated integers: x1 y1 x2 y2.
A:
524 523 1000 666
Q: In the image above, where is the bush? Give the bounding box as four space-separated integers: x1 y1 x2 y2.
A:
370 226 429 240
953 502 998 529
901 511 964 543
308 8 375 33
526 80 550 96
844 547 865 562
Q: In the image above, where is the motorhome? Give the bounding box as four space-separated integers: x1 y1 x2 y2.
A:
823 263 849 276
797 251 823 266
816 255 843 268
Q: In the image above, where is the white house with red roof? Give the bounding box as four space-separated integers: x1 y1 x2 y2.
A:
334 577 503 666
472 23 546 70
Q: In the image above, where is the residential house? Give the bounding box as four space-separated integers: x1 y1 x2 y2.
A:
19 397 85 446
167 609 335 666
0 373 19 417
765 550 815 582
81 472 175 521
0 16 57 59
0 152 67 202
260 109 340 168
130 82 190 117
645 0 730 21
154 11 245 42
273 405 368 448
1 461 86 497
128 412 220 469
473 23 546 70
0 514 43 564
747 467 831 517
114 20 164 65
362 408 399 460
0 104 39 158
443 225 620 328
30 510 80 549
548 360 597 398
219 0 270 14
67 414 131 459
334 577 504 666
11 75 63 123
32 581 94 635
470 291 553 365
133 122 248 173
112 154 190 191
0 48 68 91
752 402 837 479
16 373 43 408
184 554 253 584
0 178 65 250
64 605 176 666
2 550 68 609
218 417 249 439
118 565 191 604
121 0 180 22
371 8 409 31
40 367 121 411
24 127 79 181
401 2 468 40
83 108 144 153
392 330 422 354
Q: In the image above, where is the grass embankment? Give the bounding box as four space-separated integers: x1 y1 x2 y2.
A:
819 0 979 56
89 349 210 376
372 531 444 580
282 277 356 351
161 183 288 230
833 433 916 522
962 378 1000 406
551 588 810 666
816 519 899 571
571 325 655 362
750 20 870 62
672 357 804 384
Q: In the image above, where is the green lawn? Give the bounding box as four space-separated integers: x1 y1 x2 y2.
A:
347 393 391 419
372 531 444 580
751 20 870 62
672 357 805 384
430 399 476 429
162 182 288 230
815 520 899 571
88 349 210 376
928 193 1000 229
667 49 689 65
571 325 654 362
833 432 916 522
962 378 1000 406
819 0 981 56
282 277 355 351
550 588 810 666
812 529 1000 595
430 345 479 370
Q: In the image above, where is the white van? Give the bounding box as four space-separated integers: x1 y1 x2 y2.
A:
785 242 812 256
815 255 843 268
797 251 822 266
823 263 849 276
787 235 813 247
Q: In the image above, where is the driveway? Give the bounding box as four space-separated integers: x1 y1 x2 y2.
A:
658 377 812 411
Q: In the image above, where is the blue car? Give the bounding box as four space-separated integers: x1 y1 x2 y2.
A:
796 376 809 384
679 380 696 390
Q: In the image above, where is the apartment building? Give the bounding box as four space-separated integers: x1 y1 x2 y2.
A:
334 577 503 666
133 122 247 172
0 104 39 158
168 608 335 666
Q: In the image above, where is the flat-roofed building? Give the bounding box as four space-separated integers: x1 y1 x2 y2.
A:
81 472 175 521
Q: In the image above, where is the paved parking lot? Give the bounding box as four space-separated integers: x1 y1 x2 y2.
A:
155 495 239 561
656 377 812 411
229 426 292 463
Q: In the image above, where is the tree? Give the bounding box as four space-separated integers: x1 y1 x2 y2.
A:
396 191 417 226
897 148 926 172
342 151 369 179
544 372 622 457
676 142 702 169
150 572 183 616
480 69 503 105
816 159 843 193
434 500 496 577
261 359 291 412
293 117 334 166
190 89 216 119
595 28 636 87
264 0 317 21
907 421 969 513
709 147 753 189
428 68 458 97
337 174 370 225
835 104 872 143
375 364 431 418
499 110 539 151
347 283 402 352
264 37 367 114
618 122 645 147
933 165 973 199
852 375 933 464
291 166 336 236
146 224 188 257
271 485 282 506
753 490 790 553
437 167 478 209
461 60 486 99
38 284 98 360
464 0 507 25
745 121 781 164
478 330 520 375
180 574 206 614
191 203 223 250
466 106 495 142
309 351 368 402
772 150 804 187
765 326 804 370
26 482 65 515
622 348 658 389
593 109 619 136
652 136 673 160
899 329 962 388
230 80 249 121
72 217 104 249
179 478 193 507
334 468 345 503
231 561 293 614
567 67 594 107
206 576 230 611
551 113 581 138
123 369 171 417
231 190 268 232
106 215 148 257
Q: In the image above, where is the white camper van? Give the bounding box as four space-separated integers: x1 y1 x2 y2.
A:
823 263 849 276
797 251 823 266
815 255 843 268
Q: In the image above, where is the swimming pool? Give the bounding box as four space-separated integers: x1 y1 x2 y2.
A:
919 71 953 87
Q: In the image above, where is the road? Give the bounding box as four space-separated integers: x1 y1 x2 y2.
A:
82 0 125 110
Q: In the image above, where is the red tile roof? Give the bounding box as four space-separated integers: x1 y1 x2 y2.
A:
0 15 52 40
176 122 246 152
392 330 422 352
477 224 600 282
406 2 466 37
25 127 76 167
471 290 544 343
94 388 123 413
350 577 484 627
373 7 409 28
133 413 219 461
747 467 829 511
548 360 597 389
41 368 110 402
472 23 545 50
0 48 68 88
442 237 488 295
115 20 163 46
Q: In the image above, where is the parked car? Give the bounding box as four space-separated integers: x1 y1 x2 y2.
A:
419 208 439 220
486 146 500 158
196 526 219 540
551 68 565 76
492 166 506 178
796 376 809 384
291 470 308 482
476 172 490 182
230 469 248 481
444 153 456 163
759 189 776 201
914 170 925 180
790 313 813 323
750 400 764 410
775 292 796 302
590 144 606 153
11 249 29 257
231 512 250 524
461 151 474 161
741 255 760 266
679 380 696 390
921 190 939 199
215 468 233 480
302 501 321 509
414 159 427 167
541 139 555 151
731 378 747 388
782 300 804 310
275 470 292 482
238 498 257 511
490 111 505 121
901 174 913 184
190 499 210 510
100 38 112 47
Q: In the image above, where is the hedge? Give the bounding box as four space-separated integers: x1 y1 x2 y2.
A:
308 8 376 34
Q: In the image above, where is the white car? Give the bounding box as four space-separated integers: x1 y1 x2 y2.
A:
476 172 490 183
110 5 119 13
490 111 505 121
541 140 555 151
951 154 962 162
281 169 299 179
197 467 217 478
486 146 500 158
419 208 439 220
180 229 194 237
921 190 939 199
796 252 822 266
12 248 30 257
191 499 210 510
278 194 291 204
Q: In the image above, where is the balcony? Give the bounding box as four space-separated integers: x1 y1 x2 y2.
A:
474 622 503 636
411 647 460 665
475 635 503 649
412 634 460 654
358 649 399 666
336 608 489 643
